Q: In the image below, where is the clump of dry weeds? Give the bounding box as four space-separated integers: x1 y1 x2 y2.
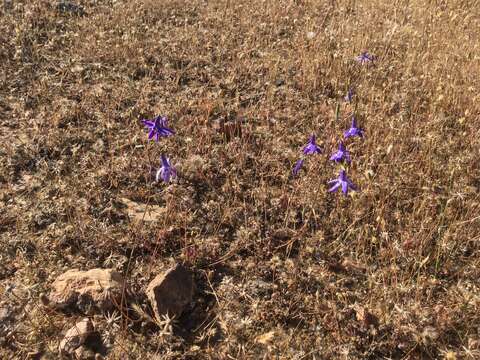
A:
1 0 480 358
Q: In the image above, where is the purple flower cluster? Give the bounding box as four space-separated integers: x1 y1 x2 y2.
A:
292 119 361 195
326 116 363 195
292 134 322 176
292 51 373 196
141 115 177 183
142 51 373 189
355 51 375 65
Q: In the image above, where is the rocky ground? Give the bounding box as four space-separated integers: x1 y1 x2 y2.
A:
1 0 480 359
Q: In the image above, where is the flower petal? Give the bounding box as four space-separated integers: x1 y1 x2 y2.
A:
330 151 341 161
293 159 304 175
347 179 357 190
155 168 162 182
328 181 341 192
160 154 169 167
158 127 175 136
163 171 170 183
142 120 154 127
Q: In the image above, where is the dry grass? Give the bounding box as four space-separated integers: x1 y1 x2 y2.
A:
1 0 480 358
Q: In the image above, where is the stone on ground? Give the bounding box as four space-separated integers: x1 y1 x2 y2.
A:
59 318 93 355
49 268 125 312
146 264 194 321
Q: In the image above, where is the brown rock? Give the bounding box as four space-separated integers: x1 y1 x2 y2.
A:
146 264 194 321
59 318 93 355
50 268 125 312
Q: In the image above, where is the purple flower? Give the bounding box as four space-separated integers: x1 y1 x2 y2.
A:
292 159 304 176
344 117 364 138
330 142 351 163
355 51 374 64
328 170 357 195
303 134 322 155
142 115 174 141
156 154 177 183
344 88 354 103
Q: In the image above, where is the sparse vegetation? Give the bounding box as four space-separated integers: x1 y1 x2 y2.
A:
1 0 479 358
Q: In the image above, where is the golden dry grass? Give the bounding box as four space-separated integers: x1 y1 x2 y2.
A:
1 0 480 358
